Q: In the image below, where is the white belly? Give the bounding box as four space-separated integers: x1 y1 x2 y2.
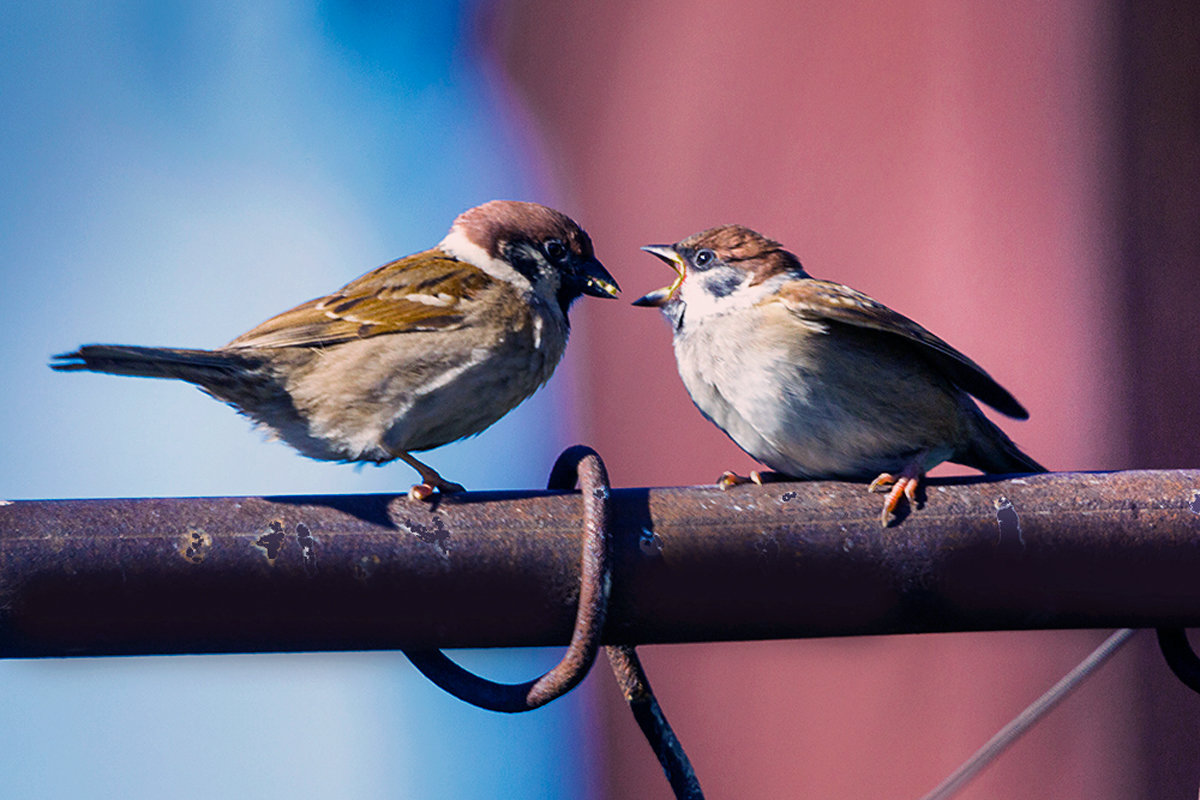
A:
672 310 961 479
283 307 567 462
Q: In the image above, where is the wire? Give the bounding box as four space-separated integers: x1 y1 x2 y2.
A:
919 628 1138 800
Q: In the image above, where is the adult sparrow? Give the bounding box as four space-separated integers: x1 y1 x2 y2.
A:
634 225 1043 525
53 200 619 499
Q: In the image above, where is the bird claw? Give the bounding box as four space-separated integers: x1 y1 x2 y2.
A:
870 466 924 527
407 478 466 502
717 470 769 489
408 483 435 502
392 449 465 502
868 473 896 493
717 470 749 489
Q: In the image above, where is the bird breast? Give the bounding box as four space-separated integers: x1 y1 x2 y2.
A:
672 302 964 479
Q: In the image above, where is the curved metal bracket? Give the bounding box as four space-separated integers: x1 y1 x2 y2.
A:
403 445 612 712
1157 628 1200 694
403 445 704 797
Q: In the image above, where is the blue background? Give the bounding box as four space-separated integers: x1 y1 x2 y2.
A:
1 3 599 797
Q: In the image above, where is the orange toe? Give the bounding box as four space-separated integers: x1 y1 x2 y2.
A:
879 481 907 525
869 473 897 493
717 470 751 489
873 459 926 526
408 483 436 502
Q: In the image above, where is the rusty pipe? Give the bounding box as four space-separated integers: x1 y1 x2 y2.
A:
0 469 1198 657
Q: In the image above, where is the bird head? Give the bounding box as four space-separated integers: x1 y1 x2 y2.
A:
439 200 619 314
633 225 807 329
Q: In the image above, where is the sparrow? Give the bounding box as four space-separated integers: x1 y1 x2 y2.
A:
633 225 1044 525
52 200 619 500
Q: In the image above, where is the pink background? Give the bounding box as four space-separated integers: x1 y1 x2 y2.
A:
494 1 1200 797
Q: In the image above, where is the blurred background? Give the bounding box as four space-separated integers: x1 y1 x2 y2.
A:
2 1 1198 798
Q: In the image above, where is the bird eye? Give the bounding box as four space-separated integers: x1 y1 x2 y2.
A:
694 249 715 268
544 239 568 263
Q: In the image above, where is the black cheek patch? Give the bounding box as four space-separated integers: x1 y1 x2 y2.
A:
705 272 743 298
505 242 541 282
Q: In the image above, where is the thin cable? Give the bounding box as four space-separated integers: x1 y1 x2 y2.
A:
919 628 1138 800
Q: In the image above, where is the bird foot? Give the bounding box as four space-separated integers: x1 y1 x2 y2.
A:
407 479 466 502
717 469 778 489
392 449 466 501
869 466 924 527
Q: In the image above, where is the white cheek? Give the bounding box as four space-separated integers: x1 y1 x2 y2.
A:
438 227 533 292
678 273 771 321
678 276 725 320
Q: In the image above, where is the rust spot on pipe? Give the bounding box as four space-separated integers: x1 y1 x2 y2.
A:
400 514 451 556
254 520 286 562
296 522 317 574
995 496 1023 546
639 528 663 557
178 529 211 564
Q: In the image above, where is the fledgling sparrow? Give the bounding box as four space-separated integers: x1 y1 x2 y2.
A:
633 225 1043 525
52 200 619 500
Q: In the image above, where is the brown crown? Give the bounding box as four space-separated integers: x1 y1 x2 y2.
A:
453 200 594 261
679 225 805 284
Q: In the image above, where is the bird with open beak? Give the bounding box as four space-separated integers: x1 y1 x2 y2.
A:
634 224 1042 525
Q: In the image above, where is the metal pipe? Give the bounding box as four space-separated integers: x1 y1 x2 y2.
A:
1 469 1198 657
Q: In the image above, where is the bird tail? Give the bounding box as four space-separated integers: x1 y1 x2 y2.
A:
49 344 259 385
960 414 1047 474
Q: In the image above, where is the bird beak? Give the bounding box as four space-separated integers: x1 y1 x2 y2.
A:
579 258 621 299
632 245 684 307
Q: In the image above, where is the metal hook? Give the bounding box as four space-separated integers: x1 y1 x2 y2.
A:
555 460 706 799
403 445 703 797
553 448 705 797
403 445 612 712
1156 628 1200 694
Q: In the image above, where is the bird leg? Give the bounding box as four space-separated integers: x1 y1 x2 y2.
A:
869 453 927 526
392 450 466 501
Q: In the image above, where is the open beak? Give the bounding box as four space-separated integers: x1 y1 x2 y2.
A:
632 245 685 307
579 258 621 299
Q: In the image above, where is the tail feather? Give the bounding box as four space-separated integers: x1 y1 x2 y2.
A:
50 344 258 384
960 414 1046 474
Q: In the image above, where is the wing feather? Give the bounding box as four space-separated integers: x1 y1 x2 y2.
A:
224 250 494 349
774 280 1029 418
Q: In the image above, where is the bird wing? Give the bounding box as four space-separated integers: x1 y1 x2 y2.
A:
224 249 495 349
774 279 1029 419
